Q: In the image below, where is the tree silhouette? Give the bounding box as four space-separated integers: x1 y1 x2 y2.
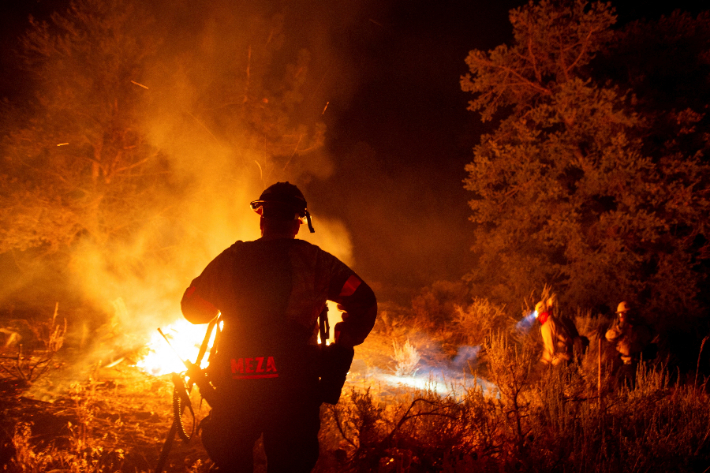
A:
461 0 710 320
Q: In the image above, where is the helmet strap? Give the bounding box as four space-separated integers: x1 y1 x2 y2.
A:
305 210 315 233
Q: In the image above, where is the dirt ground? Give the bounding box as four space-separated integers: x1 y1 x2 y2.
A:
0 332 400 473
0 314 430 473
0 349 214 472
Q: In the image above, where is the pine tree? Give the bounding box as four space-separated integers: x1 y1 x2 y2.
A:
0 0 325 257
0 0 162 253
461 0 710 319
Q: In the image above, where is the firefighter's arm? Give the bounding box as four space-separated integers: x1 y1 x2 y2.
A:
605 321 623 342
181 286 219 324
332 275 377 348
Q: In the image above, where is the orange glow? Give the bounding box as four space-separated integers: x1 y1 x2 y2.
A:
136 303 341 376
136 319 216 376
137 301 341 375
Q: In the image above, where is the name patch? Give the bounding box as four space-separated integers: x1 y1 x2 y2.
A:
231 356 278 379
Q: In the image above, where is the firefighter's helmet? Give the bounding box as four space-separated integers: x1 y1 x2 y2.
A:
535 301 545 314
250 182 315 232
616 301 630 314
547 294 557 309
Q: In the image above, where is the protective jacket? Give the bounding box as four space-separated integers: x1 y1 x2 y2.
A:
539 311 573 365
181 237 377 472
181 238 377 401
605 316 653 365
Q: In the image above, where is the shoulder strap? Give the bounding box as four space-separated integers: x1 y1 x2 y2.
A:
318 305 329 349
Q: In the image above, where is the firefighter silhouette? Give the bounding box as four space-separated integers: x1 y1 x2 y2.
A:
181 182 377 472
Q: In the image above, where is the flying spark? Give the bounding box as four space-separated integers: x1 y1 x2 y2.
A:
130 80 149 89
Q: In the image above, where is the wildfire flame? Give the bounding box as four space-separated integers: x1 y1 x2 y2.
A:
136 302 342 376
134 309 499 399
136 319 215 376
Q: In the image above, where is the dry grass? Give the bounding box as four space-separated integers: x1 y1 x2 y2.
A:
2 295 710 472
391 339 421 377
1 361 210 472
2 338 710 472
318 332 710 473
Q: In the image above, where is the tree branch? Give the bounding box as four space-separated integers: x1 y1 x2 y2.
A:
472 54 552 97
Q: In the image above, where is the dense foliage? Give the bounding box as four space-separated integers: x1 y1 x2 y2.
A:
0 0 163 254
461 1 710 321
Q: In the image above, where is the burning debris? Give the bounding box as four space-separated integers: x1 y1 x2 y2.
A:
1 297 709 473
136 320 213 377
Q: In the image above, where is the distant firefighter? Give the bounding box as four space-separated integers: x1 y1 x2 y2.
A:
605 301 654 366
536 296 588 366
537 298 572 365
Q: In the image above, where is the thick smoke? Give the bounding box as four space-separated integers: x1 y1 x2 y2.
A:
2 0 493 364
9 0 373 363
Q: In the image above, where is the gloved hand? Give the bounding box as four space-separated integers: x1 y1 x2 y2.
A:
319 343 354 405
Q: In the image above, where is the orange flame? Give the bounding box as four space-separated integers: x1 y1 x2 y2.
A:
137 301 342 376
136 319 214 376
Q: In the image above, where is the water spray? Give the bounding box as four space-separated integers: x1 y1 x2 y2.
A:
515 310 538 334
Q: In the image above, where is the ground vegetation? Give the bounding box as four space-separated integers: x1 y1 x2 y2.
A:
1 297 710 472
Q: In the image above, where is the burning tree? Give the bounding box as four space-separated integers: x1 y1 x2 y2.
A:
461 0 710 320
